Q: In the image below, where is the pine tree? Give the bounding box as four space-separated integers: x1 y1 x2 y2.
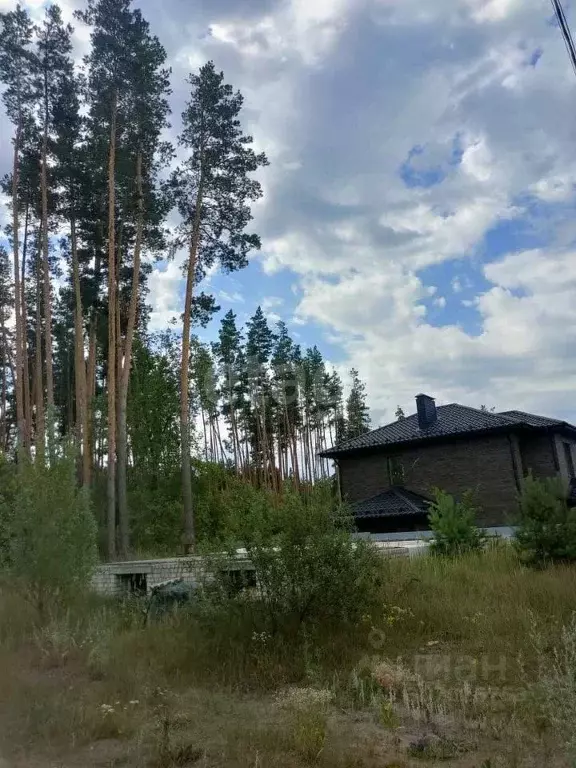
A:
78 0 172 557
173 61 268 550
214 310 244 473
115 9 171 557
0 5 35 452
79 0 136 559
246 306 275 486
272 321 301 485
346 368 371 440
0 246 13 451
301 347 329 482
52 35 89 484
327 370 345 447
34 5 73 423
6 118 41 455
395 405 405 420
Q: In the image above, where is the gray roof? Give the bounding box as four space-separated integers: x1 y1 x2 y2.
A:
499 410 564 428
351 487 431 519
322 403 574 458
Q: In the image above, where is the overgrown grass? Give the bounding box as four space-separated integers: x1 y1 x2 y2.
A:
1 545 576 766
379 545 576 671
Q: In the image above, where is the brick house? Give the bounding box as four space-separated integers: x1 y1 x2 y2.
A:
321 394 576 534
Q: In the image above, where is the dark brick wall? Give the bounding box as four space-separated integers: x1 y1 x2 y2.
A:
339 433 522 527
518 433 557 478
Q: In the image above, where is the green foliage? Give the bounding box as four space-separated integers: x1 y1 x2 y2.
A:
128 471 182 556
6 446 98 614
0 4 35 123
515 473 576 564
0 453 17 567
173 60 269 275
218 482 384 638
128 336 181 478
428 488 487 556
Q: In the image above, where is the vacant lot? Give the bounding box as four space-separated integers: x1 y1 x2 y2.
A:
1 546 575 767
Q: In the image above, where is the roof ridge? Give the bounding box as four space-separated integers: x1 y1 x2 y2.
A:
500 408 560 420
450 402 513 423
393 486 427 514
334 410 421 451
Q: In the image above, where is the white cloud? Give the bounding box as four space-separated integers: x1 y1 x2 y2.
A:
460 137 493 182
208 0 350 66
147 260 184 332
466 0 524 24
261 296 284 325
218 290 244 304
531 173 576 203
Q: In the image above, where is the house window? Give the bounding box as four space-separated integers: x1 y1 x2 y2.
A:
563 442 575 478
388 457 405 486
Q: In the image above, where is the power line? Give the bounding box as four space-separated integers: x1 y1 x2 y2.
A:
551 0 576 76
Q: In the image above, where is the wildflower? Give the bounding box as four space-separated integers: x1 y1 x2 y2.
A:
251 630 271 645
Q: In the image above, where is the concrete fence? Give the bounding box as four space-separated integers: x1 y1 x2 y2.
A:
91 554 254 597
90 538 431 598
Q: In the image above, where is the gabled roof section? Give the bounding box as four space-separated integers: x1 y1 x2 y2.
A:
321 403 576 459
351 487 431 519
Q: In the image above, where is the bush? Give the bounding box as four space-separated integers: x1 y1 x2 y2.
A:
215 482 384 640
428 488 487 556
7 446 98 617
515 473 576 564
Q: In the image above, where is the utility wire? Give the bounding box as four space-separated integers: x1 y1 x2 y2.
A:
551 0 576 76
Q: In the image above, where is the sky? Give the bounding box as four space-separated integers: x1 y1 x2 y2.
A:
2 0 576 428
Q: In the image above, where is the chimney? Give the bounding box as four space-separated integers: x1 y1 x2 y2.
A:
416 394 437 431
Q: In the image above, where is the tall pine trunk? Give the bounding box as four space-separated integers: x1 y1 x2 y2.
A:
86 246 101 483
200 405 208 462
106 95 118 560
12 116 25 452
0 312 7 450
228 393 240 472
181 177 204 553
117 150 144 557
86 316 97 479
71 215 89 486
41 73 54 415
34 235 44 459
21 212 31 453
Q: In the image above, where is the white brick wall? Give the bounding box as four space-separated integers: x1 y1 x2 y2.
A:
91 555 254 597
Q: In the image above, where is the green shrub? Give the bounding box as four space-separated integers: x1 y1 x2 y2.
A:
220 483 384 639
7 446 98 616
428 489 487 556
515 473 576 564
